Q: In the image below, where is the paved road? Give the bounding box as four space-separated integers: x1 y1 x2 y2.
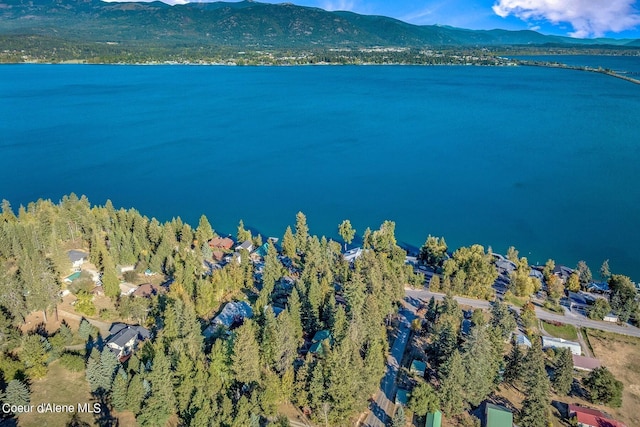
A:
362 305 416 427
405 288 640 338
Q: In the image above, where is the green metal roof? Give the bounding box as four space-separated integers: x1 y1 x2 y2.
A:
395 388 409 405
486 403 513 427
311 330 331 342
411 359 426 375
426 411 442 427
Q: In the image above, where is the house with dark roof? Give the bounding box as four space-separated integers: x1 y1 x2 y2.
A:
568 404 627 427
68 250 88 269
553 265 575 283
106 323 150 362
132 283 161 298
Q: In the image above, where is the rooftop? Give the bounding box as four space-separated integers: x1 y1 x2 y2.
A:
485 403 513 427
212 301 253 328
572 355 601 371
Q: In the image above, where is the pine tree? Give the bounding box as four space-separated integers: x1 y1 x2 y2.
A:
282 225 297 259
137 347 176 427
3 379 30 407
231 320 261 386
195 214 214 246
584 367 624 408
392 405 406 427
462 326 500 407
294 212 309 254
553 348 574 396
21 334 48 379
519 338 550 427
111 369 128 412
338 220 356 251
504 336 524 385
438 350 466 416
408 381 439 417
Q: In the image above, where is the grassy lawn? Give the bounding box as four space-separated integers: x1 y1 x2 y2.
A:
504 293 526 307
541 320 578 341
585 329 640 427
19 361 95 427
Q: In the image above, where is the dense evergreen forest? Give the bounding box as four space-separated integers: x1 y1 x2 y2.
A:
0 194 419 426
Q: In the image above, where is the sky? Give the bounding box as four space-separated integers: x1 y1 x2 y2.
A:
144 0 640 39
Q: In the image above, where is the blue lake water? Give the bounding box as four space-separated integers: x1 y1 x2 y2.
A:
1 64 639 280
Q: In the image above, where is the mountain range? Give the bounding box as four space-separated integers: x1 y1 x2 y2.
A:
0 0 638 50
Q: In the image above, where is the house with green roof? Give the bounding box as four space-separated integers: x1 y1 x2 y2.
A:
395 388 409 406
309 330 332 357
426 410 442 427
485 403 513 427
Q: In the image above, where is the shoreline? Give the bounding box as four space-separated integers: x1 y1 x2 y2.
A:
517 60 640 85
3 59 639 85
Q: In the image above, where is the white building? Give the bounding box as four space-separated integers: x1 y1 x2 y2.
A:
541 336 582 356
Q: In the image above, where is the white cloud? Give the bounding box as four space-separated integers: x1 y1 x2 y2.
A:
492 0 640 37
321 0 356 12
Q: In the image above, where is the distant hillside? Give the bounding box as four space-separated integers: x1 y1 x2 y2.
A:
0 0 638 51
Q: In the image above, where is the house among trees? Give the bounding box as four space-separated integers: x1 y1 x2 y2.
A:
67 250 88 269
203 301 253 338
541 336 582 355
514 333 532 348
603 313 619 323
209 237 234 251
235 240 254 252
568 404 627 427
484 402 513 427
309 330 332 356
132 283 161 298
395 388 409 406
106 323 150 362
410 359 427 377
553 265 575 283
343 247 363 264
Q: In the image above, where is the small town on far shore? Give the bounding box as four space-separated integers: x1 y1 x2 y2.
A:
0 195 638 427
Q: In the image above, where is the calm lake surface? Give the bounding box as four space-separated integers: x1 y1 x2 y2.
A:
1 64 639 279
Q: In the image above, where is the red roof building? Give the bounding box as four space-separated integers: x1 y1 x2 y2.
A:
568 404 627 427
132 283 161 298
209 237 234 250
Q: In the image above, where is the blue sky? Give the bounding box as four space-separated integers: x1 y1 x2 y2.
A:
196 0 640 39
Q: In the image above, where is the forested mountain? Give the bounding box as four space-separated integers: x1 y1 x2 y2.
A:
0 194 416 425
0 0 637 51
